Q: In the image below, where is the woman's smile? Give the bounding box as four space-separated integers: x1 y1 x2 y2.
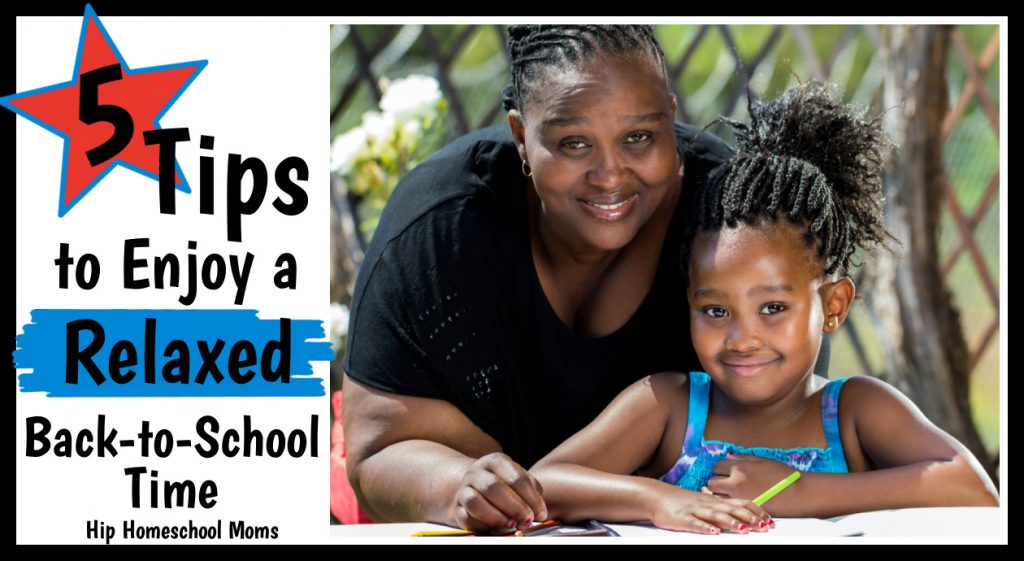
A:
578 193 638 221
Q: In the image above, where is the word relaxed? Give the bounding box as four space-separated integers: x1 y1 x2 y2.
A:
67 317 292 386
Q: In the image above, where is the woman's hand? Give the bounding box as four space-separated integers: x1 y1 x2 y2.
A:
650 486 772 534
343 375 543 528
451 452 548 534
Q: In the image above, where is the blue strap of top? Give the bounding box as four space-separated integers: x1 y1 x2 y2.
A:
660 372 850 489
686 372 847 459
685 370 712 455
820 376 849 472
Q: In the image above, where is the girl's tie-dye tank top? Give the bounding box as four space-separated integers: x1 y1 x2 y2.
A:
659 371 849 491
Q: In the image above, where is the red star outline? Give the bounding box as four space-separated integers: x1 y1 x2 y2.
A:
2 5 206 216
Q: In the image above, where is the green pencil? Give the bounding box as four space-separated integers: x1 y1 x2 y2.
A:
752 471 802 506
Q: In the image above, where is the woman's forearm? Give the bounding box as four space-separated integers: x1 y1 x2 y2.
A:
342 374 538 530
349 439 475 525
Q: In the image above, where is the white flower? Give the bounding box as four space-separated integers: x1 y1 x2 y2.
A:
380 74 441 120
402 118 422 137
361 110 396 145
330 126 367 174
329 303 350 354
330 303 350 337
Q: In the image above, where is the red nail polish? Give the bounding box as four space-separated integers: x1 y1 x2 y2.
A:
739 524 747 531
759 521 767 529
769 518 775 527
525 518 533 525
507 520 516 529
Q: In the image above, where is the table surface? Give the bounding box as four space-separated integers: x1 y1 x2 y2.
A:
329 507 1004 542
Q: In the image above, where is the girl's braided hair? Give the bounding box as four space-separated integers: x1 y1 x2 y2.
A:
687 81 895 277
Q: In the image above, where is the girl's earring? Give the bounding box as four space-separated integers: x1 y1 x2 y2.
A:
522 160 532 177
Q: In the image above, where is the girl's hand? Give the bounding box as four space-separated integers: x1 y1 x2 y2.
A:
706 454 798 507
650 486 772 534
450 452 548 534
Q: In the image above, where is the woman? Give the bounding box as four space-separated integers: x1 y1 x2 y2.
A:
341 25 825 533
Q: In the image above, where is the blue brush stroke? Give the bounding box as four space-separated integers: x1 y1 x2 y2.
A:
15 309 331 397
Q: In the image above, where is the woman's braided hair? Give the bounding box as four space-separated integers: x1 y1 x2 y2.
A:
501 25 669 114
687 81 895 277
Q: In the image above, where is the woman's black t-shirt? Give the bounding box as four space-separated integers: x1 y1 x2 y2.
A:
343 123 734 467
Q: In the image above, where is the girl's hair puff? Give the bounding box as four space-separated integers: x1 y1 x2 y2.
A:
687 81 895 277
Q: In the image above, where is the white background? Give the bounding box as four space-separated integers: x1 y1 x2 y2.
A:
15 15 330 543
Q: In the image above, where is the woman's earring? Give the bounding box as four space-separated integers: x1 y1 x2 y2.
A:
826 317 836 329
522 160 532 177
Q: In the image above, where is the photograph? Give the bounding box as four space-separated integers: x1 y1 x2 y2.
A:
328 22 1003 541
10 15 1004 545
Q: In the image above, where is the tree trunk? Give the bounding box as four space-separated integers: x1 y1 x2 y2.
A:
872 25 995 480
330 176 364 307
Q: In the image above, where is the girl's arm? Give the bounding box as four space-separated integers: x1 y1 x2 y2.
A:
531 373 771 533
706 376 998 518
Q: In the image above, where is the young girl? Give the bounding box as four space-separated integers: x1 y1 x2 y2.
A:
529 81 999 535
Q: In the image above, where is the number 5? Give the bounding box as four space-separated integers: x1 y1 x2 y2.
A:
80 64 134 166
